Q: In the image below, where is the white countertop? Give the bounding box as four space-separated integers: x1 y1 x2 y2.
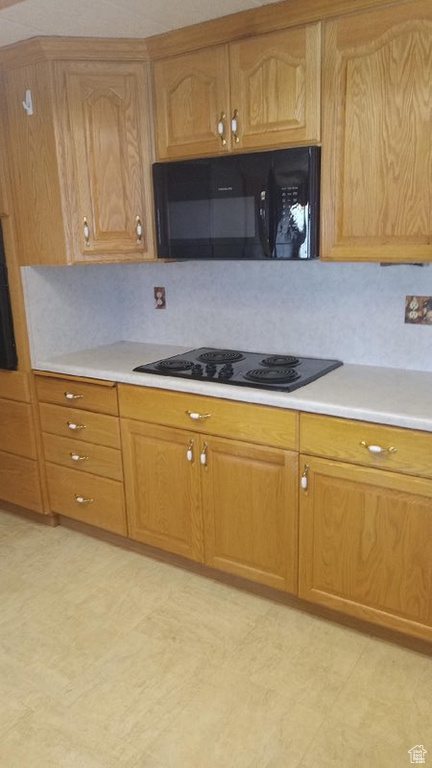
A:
34 341 432 433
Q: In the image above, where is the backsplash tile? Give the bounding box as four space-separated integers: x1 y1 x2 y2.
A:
22 261 432 372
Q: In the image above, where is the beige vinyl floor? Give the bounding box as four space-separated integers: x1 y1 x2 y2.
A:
0 508 431 768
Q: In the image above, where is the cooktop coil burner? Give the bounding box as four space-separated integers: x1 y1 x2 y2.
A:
133 347 343 393
156 359 194 372
261 355 300 368
197 350 245 364
244 368 301 384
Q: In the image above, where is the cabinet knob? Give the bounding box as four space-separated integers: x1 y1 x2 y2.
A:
231 109 240 143
75 495 93 505
70 452 89 462
200 442 208 466
136 215 143 244
83 217 91 247
64 391 83 401
186 439 194 462
217 112 227 146
67 421 86 431
359 440 397 455
186 410 212 421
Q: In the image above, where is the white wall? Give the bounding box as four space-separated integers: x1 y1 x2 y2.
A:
22 260 432 371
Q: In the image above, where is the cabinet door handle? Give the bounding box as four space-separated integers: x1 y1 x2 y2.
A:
359 441 397 455
67 421 86 431
83 217 91 247
136 215 143 244
75 494 93 505
217 112 227 146
301 464 309 491
186 410 212 421
200 442 208 466
231 109 240 143
64 391 83 401
186 439 194 462
70 452 89 462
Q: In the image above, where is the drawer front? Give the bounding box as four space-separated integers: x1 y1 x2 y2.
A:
42 433 123 481
118 385 298 450
0 371 30 402
46 463 127 535
36 374 118 415
300 413 432 478
0 399 37 458
39 403 121 448
0 450 43 512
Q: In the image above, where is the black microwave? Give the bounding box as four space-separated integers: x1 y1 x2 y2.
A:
153 146 320 260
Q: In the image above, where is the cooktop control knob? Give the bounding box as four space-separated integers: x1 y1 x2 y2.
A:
192 364 203 376
218 364 234 379
205 363 217 377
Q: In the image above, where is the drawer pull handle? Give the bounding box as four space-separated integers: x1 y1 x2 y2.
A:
70 452 89 462
186 410 212 421
217 112 227 146
359 441 397 455
67 421 86 431
64 391 84 401
75 495 93 505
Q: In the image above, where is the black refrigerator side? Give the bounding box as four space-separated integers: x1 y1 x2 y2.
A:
0 220 18 370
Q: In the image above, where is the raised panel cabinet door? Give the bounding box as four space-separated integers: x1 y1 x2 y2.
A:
152 46 230 159
60 62 154 261
201 436 298 592
299 456 432 641
3 62 68 266
321 0 432 262
229 24 320 150
121 420 204 561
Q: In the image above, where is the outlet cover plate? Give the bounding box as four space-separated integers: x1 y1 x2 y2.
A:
405 295 432 325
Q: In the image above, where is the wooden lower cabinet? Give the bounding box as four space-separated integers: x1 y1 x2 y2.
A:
121 420 204 561
121 418 298 591
0 449 43 512
299 455 432 641
202 437 298 591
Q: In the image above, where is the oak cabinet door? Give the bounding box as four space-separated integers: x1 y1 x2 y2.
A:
153 46 230 159
299 456 432 641
61 62 155 262
229 24 320 151
321 0 432 262
121 420 204 562
201 436 298 592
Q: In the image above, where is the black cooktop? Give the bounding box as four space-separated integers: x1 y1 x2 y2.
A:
133 347 342 393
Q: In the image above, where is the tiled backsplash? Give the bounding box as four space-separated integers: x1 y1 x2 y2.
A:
22 260 432 371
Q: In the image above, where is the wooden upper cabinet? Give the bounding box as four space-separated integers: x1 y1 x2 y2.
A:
59 62 154 262
229 24 320 151
152 23 320 160
321 0 432 262
3 59 155 265
153 46 230 160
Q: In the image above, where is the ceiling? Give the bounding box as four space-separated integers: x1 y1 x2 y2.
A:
0 0 281 48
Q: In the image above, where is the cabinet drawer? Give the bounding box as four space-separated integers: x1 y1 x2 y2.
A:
36 374 118 415
46 463 127 535
0 370 30 402
0 450 43 512
39 403 121 448
0 399 37 458
42 433 123 481
118 385 298 450
300 413 432 478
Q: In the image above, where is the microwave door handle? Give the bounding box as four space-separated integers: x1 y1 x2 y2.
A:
258 187 272 258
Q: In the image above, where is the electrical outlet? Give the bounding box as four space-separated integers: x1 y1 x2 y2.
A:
405 295 432 325
154 286 166 309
